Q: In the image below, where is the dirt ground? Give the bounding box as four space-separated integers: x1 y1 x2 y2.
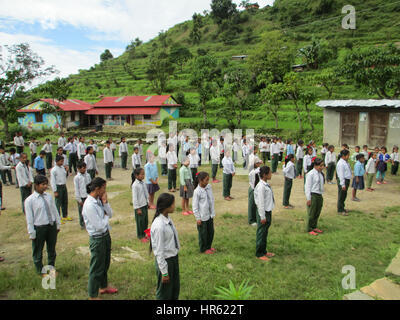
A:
1 160 400 266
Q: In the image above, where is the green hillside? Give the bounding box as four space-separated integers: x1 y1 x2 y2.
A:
32 0 400 136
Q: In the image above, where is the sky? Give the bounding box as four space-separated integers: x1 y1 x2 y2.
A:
0 0 274 81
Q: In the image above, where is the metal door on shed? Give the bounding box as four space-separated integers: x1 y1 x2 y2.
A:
341 111 359 146
369 112 389 147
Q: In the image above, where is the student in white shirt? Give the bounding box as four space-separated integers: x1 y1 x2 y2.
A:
88 139 98 158
14 132 24 154
210 140 220 183
29 138 38 168
16 153 33 214
103 141 113 180
192 172 216 254
74 161 92 229
0 147 13 186
51 155 69 223
325 145 337 184
303 147 313 184
242 140 250 170
296 140 305 178
58 134 67 155
277 138 285 163
282 154 296 209
321 143 329 163
254 166 275 261
271 137 280 173
259 137 268 164
82 177 117 300
24 174 61 275
336 149 352 216
232 139 239 164
366 152 377 192
305 158 325 236
119 137 129 170
248 156 263 226
65 137 78 174
54 147 69 174
84 146 98 180
167 144 178 192
77 137 87 161
158 142 168 176
222 150 235 201
42 139 53 172
390 146 399 176
132 147 142 169
109 139 117 163
150 193 180 300
132 168 150 243
188 148 199 189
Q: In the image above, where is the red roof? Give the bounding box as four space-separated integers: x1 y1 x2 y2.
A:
18 99 92 113
92 95 180 108
86 107 161 116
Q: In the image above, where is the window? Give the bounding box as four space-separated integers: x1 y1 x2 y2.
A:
35 113 43 123
144 115 152 120
70 111 75 121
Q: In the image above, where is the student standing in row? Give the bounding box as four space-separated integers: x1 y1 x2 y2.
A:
196 138 202 167
282 154 295 209
9 148 20 188
119 137 128 170
296 140 304 179
14 132 25 155
188 148 199 189
376 147 390 184
259 137 268 165
254 166 275 261
58 133 67 155
55 147 69 174
305 158 325 236
179 157 194 216
42 139 53 174
132 168 150 243
222 150 235 201
34 151 46 176
210 140 220 183
303 147 313 184
159 141 168 176
65 137 78 175
25 175 61 276
193 172 216 255
248 157 263 227
16 153 34 214
232 138 239 164
242 139 250 170
325 145 337 185
29 138 37 168
150 193 180 300
390 146 399 176
74 161 91 230
144 154 160 210
321 143 329 163
132 146 142 169
84 146 98 180
82 177 118 300
0 147 13 186
352 154 365 202
88 139 98 158
336 149 352 216
77 137 87 161
271 137 280 174
365 153 377 192
167 144 178 192
286 139 294 156
351 146 361 163
103 141 114 181
109 139 117 164
50 155 70 223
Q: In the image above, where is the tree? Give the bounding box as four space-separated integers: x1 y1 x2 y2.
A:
300 90 317 131
340 44 400 99
210 0 238 25
146 50 175 94
190 55 220 125
284 72 304 131
298 37 337 70
158 31 168 48
100 49 113 62
0 43 55 139
169 46 193 73
313 68 340 98
190 13 204 45
40 77 72 133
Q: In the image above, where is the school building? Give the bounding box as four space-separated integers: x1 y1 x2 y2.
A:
317 100 400 149
85 95 181 127
17 99 93 130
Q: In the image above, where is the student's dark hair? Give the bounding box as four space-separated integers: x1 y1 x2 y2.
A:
0 146 4 150
381 146 387 153
313 158 324 167
197 171 209 182
9 148 16 153
133 146 139 151
266 138 271 143
393 145 399 152
106 140 110 145
356 153 364 161
55 155 64 163
259 166 271 179
87 146 93 153
121 137 125 142
363 145 368 149
340 149 350 158
89 177 107 193
342 143 349 149
39 150 46 156
285 154 295 166
368 152 374 160
131 167 144 185
149 193 175 253
57 147 63 152
355 145 360 150
77 161 86 169
328 145 334 151
34 174 48 186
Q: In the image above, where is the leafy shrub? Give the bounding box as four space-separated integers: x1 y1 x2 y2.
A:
214 280 254 300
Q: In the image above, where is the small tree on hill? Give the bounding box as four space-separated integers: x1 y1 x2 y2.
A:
169 46 193 73
100 49 113 62
146 50 175 94
210 0 238 25
284 72 304 131
300 90 317 131
313 68 340 98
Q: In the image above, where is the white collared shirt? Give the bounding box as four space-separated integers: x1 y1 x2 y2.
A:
222 156 235 174
103 147 113 163
58 137 67 148
25 191 61 239
77 142 87 158
365 158 376 174
167 151 177 169
193 184 215 222
249 167 260 189
296 146 304 159
74 172 91 201
84 154 98 171
29 142 37 155
259 142 268 152
305 169 324 201
14 136 24 147
119 142 128 155
0 153 11 169
391 152 399 162
283 161 296 180
132 153 142 167
325 151 337 166
303 155 312 173
64 142 77 153
150 214 180 275
158 146 167 159
210 145 220 164
82 195 113 237
50 165 67 192
188 153 199 168
53 154 68 167
271 142 280 154
336 158 352 187
242 144 250 157
16 162 34 187
42 143 52 153
254 180 275 220
132 179 149 209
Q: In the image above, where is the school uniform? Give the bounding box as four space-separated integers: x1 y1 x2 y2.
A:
242 144 250 169
259 141 268 164
103 147 113 179
193 184 215 253
179 165 194 199
254 180 275 258
218 141 225 169
376 153 390 182
77 142 87 161
132 152 142 170
222 156 235 198
50 165 68 219
391 152 399 175
271 142 280 173
248 168 260 225
16 162 34 214
0 153 13 185
210 145 220 180
58 137 67 155
150 214 180 300
64 142 78 174
34 156 46 176
41 143 53 170
158 145 167 176
365 157 376 189
325 151 337 182
282 161 295 206
82 195 113 299
352 161 365 190
132 179 149 239
336 159 352 213
189 153 199 188
305 169 324 232
14 135 24 154
286 144 294 156
145 162 160 194
29 142 37 167
88 144 98 158
74 172 91 228
110 142 117 162
25 191 61 274
167 151 178 190
296 146 304 177
232 142 239 163
203 138 210 163
84 154 98 179
321 147 328 162
53 154 69 169
303 155 312 184
119 142 128 169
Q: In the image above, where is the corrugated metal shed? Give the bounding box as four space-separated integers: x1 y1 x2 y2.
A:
317 100 400 108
